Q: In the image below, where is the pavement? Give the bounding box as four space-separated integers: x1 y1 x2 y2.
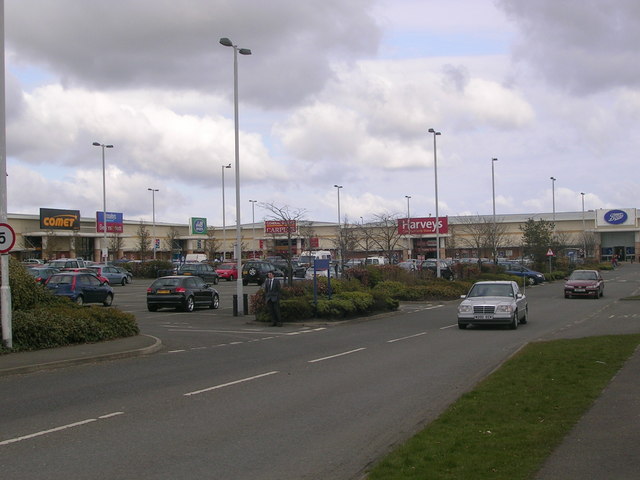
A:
1 335 639 479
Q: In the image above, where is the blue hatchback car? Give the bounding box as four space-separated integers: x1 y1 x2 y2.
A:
500 262 545 285
45 271 114 306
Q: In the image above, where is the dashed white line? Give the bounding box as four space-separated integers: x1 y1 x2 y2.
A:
184 371 279 396
387 332 427 343
308 348 366 363
0 412 124 447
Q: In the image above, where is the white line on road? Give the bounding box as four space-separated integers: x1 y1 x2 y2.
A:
308 348 366 363
387 332 427 343
184 371 279 396
0 412 124 447
440 324 458 329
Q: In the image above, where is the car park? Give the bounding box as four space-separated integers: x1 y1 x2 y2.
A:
215 262 238 281
564 269 604 298
45 271 114 306
241 260 284 286
176 263 219 284
147 275 220 312
500 262 545 285
457 280 528 330
26 266 59 284
87 264 130 286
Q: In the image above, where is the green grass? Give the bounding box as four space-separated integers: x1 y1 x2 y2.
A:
367 334 640 480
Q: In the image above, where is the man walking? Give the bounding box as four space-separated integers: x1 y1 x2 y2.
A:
264 271 282 326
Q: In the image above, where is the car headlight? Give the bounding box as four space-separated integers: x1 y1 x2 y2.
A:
586 285 598 290
495 304 514 314
458 305 473 313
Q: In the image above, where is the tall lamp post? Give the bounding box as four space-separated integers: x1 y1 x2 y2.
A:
148 188 159 259
220 37 251 315
550 176 556 225
249 199 257 259
334 185 343 270
428 128 442 278
581 192 586 259
491 157 498 263
405 195 411 259
221 163 231 260
92 142 113 262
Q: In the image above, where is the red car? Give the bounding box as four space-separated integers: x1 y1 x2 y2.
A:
564 270 604 298
215 262 238 281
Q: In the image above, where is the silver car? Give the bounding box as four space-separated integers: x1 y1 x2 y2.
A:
457 280 528 330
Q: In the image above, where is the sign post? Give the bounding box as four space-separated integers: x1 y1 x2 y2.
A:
0 223 16 348
547 248 554 274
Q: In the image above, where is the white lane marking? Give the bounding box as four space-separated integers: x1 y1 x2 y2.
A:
287 328 327 335
387 332 427 343
0 412 124 447
168 349 186 353
308 348 366 363
184 371 279 397
440 324 458 330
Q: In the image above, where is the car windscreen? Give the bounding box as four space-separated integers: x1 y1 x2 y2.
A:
47 275 73 284
468 284 514 297
570 271 597 280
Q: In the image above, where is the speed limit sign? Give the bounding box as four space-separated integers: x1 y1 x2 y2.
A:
0 223 16 254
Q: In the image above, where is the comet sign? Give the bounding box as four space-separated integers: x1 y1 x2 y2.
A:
0 223 16 253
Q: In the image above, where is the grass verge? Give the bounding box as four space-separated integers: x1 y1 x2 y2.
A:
367 334 640 480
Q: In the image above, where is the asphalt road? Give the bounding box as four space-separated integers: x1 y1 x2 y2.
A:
1 267 639 479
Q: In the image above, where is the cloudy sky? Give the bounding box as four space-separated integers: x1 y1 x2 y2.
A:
4 0 640 228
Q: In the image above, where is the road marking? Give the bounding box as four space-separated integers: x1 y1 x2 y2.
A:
0 412 124 447
440 324 458 329
387 332 427 343
168 349 186 353
184 371 279 396
308 348 366 363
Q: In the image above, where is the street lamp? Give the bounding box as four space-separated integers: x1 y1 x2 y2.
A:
550 176 556 225
148 188 159 259
220 37 251 315
334 185 343 271
92 142 113 262
249 199 257 259
581 192 586 258
428 128 442 278
405 195 411 259
491 158 498 263
221 163 231 260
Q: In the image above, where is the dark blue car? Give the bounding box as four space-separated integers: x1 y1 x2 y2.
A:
500 262 545 285
45 271 114 306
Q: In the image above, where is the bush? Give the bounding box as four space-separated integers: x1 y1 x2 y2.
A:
127 260 174 278
7 257 60 311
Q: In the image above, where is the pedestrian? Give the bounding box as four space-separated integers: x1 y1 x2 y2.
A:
264 271 282 326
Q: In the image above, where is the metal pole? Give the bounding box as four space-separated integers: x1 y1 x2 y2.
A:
492 157 498 263
250 199 257 258
334 185 343 269
93 142 113 262
148 188 158 259
581 192 586 258
428 129 441 278
550 176 556 225
405 195 411 259
221 163 230 260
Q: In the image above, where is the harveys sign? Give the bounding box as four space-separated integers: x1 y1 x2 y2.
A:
398 217 448 235
40 208 81 230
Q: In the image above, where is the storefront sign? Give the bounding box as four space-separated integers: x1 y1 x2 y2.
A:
40 208 80 230
190 217 207 235
265 220 297 234
96 211 124 233
596 208 636 227
398 217 448 235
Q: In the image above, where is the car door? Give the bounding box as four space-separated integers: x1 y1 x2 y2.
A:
77 274 99 302
190 276 208 306
513 283 527 316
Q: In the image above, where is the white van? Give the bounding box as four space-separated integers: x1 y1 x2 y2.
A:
365 256 387 265
297 250 332 267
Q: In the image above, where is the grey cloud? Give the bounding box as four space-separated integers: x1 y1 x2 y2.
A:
497 0 640 94
6 0 382 109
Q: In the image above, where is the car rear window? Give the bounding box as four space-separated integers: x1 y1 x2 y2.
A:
152 278 182 288
48 275 73 284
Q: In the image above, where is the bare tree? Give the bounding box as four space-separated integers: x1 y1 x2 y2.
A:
136 221 152 261
109 234 124 260
370 212 403 263
261 202 307 285
353 218 377 260
204 228 220 262
298 221 317 254
456 214 508 262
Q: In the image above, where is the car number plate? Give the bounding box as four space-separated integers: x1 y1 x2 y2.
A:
157 289 170 294
574 288 585 292
474 314 493 320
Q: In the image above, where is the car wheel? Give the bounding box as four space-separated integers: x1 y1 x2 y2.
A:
210 293 220 309
228 275 234 281
147 304 158 312
213 277 219 285
103 293 113 307
75 295 84 306
509 312 519 329
249 268 257 276
121 278 127 286
520 306 528 324
458 322 467 329
526 277 535 286
183 296 195 312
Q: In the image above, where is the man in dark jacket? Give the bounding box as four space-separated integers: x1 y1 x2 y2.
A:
264 271 282 326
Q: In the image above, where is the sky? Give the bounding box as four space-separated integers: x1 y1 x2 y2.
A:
4 0 640 228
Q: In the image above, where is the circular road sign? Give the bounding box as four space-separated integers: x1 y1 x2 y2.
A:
0 223 16 253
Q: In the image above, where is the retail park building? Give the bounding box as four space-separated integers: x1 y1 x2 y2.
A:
6 207 639 264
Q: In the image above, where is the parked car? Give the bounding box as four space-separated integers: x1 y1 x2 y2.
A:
215 262 238 281
47 258 87 269
564 269 604 298
113 266 133 284
271 259 307 278
60 267 110 285
501 263 545 285
45 271 114 306
26 266 59 284
175 263 219 284
397 261 417 271
420 259 455 280
457 280 528 330
147 275 220 312
87 264 130 286
241 260 284 286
